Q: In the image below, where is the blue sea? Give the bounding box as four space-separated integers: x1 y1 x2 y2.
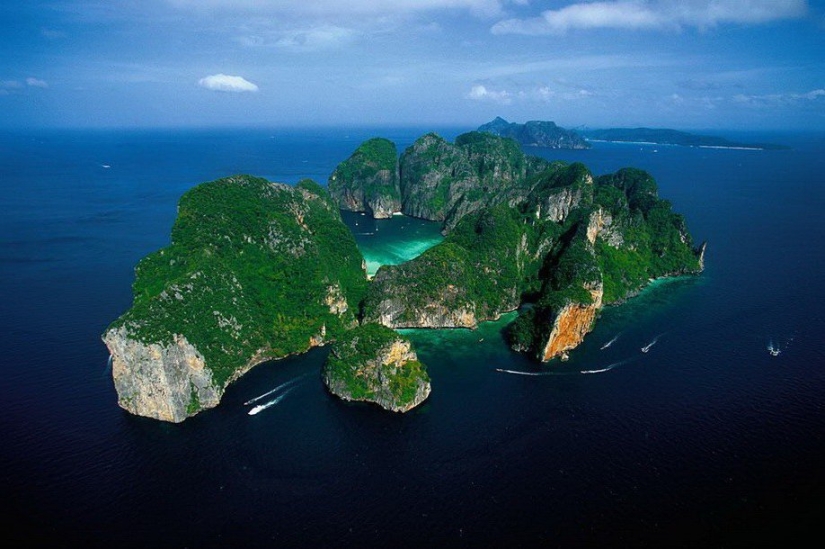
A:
2 127 824 548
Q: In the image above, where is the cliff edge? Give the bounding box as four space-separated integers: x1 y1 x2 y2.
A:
103 176 367 422
322 323 431 413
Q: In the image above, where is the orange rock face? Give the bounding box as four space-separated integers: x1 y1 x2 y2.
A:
540 302 599 361
540 284 603 362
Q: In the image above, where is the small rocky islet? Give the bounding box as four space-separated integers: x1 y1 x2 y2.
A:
103 130 704 422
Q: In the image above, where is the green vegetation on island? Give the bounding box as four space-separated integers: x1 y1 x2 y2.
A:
328 137 401 218
478 116 590 149
322 323 431 412
334 131 704 361
104 175 368 420
105 128 704 423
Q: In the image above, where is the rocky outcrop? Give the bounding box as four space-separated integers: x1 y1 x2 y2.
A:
326 131 551 233
696 241 707 272
103 176 367 423
478 117 590 149
328 138 401 219
364 257 479 329
104 327 221 423
367 289 478 329
398 133 478 224
362 206 529 330
539 282 604 362
586 208 623 247
322 324 431 413
536 185 586 223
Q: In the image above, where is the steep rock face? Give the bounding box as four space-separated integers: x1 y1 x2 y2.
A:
105 327 221 423
540 282 604 362
363 206 531 329
366 283 478 329
478 117 590 149
328 138 401 219
322 324 431 413
398 133 478 224
327 132 551 233
536 185 586 223
363 243 479 329
103 176 367 422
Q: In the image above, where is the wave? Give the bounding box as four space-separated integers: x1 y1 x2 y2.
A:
248 387 295 416
600 334 620 350
244 373 308 406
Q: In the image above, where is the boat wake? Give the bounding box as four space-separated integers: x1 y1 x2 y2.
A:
248 387 296 416
581 358 633 374
641 334 664 353
767 339 781 356
600 334 620 350
244 374 308 406
496 358 636 377
494 368 567 376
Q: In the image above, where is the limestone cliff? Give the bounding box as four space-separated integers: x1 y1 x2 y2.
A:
328 138 401 219
331 131 551 233
540 282 604 362
322 324 431 413
104 327 221 423
362 206 530 329
478 117 591 149
103 176 367 422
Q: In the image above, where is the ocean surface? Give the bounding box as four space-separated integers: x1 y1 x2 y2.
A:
1 126 824 548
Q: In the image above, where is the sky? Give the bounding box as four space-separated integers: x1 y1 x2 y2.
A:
1 0 824 130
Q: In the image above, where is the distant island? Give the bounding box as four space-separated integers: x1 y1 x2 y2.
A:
581 127 788 150
477 117 590 149
104 131 704 423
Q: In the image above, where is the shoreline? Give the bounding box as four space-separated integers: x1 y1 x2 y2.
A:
586 139 766 151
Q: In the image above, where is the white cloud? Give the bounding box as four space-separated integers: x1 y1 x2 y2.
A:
198 74 259 92
799 88 825 100
492 0 808 34
468 84 512 104
1 80 23 90
733 88 825 106
26 77 49 88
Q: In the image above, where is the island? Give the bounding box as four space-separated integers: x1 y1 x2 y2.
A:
477 117 590 149
581 127 787 150
104 131 703 423
322 323 431 413
103 176 370 422
339 131 704 363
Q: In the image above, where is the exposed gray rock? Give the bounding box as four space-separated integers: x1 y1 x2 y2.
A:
104 327 221 423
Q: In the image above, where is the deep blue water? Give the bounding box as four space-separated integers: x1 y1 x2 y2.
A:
1 127 824 548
